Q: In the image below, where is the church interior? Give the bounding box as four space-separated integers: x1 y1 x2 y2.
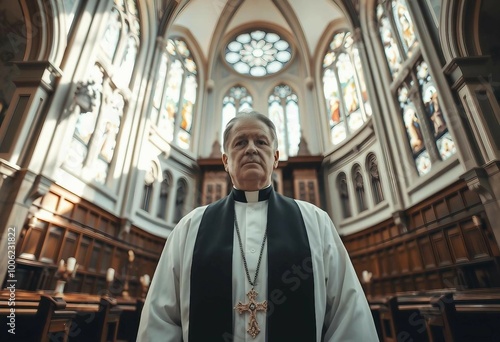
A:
1 0 500 340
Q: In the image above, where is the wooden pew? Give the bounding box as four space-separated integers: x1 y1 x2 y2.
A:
369 291 449 342
369 289 500 342
65 294 122 342
423 290 500 342
116 298 145 342
0 291 76 341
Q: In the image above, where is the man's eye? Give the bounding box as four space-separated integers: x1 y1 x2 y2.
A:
235 140 245 146
257 140 267 145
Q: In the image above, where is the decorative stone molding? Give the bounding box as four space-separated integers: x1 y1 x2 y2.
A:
462 167 494 203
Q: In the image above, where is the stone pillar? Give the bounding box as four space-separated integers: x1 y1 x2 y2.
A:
0 60 61 285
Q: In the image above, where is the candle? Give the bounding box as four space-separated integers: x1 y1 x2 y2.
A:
143 274 150 286
106 268 115 282
67 257 76 272
57 259 65 273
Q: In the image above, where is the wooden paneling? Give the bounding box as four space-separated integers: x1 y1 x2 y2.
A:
397 244 410 273
14 184 165 296
419 236 436 269
432 231 453 266
60 231 78 262
407 240 422 271
342 181 500 297
447 226 469 263
40 226 63 264
462 220 490 259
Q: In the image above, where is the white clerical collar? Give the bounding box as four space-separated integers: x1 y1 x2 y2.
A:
232 185 272 203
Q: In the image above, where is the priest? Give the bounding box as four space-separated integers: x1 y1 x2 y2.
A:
137 111 378 341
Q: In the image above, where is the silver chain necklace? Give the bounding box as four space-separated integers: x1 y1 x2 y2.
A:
234 209 267 286
233 205 268 338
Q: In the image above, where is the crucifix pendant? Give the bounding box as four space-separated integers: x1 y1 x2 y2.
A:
234 287 268 338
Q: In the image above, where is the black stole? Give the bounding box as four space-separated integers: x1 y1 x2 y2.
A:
189 188 316 341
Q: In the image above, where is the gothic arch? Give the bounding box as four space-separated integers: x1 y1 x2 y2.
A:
439 0 498 61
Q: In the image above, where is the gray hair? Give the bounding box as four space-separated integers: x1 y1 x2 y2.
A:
223 111 278 152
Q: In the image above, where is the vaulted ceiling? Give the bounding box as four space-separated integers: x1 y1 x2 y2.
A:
172 0 346 63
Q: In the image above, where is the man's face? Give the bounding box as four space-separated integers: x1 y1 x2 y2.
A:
222 117 279 191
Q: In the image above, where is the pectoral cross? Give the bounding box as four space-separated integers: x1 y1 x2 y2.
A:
234 288 268 338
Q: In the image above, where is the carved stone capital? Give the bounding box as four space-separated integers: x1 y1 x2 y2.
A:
461 167 494 203
24 173 54 204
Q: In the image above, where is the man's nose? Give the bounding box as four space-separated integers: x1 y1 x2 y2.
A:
245 140 258 154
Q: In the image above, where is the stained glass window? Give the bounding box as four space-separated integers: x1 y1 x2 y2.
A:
225 29 292 77
268 84 300 160
322 31 372 145
377 0 455 176
151 38 198 150
64 0 140 184
221 86 253 146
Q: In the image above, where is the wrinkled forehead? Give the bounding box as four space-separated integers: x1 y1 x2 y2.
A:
228 119 274 141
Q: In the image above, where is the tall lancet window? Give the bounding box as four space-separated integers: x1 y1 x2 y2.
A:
353 165 367 212
367 154 384 204
377 0 455 176
151 38 198 150
221 86 253 145
100 0 140 86
268 84 301 160
157 170 172 219
337 173 351 219
64 0 140 184
322 31 372 146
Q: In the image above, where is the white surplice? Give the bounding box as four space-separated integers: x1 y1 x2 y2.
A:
137 193 378 341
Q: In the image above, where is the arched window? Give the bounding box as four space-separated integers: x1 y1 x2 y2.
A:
322 30 372 145
221 86 253 145
353 165 367 212
268 84 301 160
157 170 173 219
151 38 198 150
174 179 188 223
377 0 455 176
100 0 140 86
64 0 140 184
367 154 384 204
337 172 351 219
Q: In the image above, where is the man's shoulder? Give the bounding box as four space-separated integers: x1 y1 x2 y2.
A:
292 198 326 215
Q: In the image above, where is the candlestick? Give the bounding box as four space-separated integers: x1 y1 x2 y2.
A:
54 257 79 296
122 251 135 298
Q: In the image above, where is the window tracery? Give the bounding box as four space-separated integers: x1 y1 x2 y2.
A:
268 84 301 160
322 30 372 145
151 38 198 150
64 0 140 184
225 29 292 77
376 0 455 176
